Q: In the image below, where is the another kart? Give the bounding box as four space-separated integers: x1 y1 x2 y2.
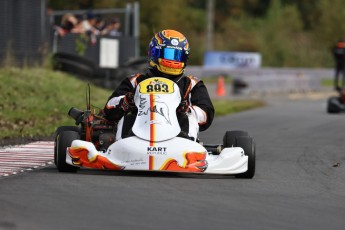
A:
327 87 345 113
54 77 256 178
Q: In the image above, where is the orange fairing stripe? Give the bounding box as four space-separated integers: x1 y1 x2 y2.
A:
68 147 124 170
159 152 207 172
150 93 155 146
149 155 154 170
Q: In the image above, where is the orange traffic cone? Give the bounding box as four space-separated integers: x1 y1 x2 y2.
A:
216 75 226 97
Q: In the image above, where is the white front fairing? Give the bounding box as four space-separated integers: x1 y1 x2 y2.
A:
67 137 248 174
67 137 208 172
132 78 181 142
108 136 206 170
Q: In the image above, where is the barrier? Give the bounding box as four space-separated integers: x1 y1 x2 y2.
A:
186 66 332 95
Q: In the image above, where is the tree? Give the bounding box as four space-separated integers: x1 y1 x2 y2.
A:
47 0 345 67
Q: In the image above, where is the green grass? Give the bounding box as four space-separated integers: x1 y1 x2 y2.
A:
201 76 233 84
0 68 111 139
321 78 333 87
213 99 265 116
0 68 264 139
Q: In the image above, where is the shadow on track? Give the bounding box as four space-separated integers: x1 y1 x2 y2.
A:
43 165 239 180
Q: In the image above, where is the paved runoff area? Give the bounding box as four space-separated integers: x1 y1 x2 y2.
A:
0 141 54 177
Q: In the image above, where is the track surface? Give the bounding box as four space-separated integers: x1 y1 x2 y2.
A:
0 97 344 230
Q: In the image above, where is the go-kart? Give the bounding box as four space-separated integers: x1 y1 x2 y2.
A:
54 77 255 178
327 87 345 113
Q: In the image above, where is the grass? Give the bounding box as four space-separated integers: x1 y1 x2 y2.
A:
213 99 265 116
0 68 264 140
201 75 233 84
0 68 110 139
321 78 333 87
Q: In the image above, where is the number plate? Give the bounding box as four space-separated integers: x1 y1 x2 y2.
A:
139 77 175 94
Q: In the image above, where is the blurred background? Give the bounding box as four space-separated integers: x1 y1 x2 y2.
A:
2 0 345 66
46 0 345 67
0 0 343 92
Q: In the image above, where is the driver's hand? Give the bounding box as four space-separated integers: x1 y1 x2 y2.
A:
177 99 190 114
120 92 135 111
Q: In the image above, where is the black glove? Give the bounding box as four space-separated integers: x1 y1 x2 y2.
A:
177 99 190 114
119 92 135 112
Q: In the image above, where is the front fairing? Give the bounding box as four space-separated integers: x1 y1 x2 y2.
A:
67 137 248 174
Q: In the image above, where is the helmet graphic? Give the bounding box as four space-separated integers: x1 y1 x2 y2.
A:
148 29 190 76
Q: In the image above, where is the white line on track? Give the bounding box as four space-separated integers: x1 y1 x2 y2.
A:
0 141 54 177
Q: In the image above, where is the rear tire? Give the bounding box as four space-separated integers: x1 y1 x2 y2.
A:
54 126 80 166
56 131 80 172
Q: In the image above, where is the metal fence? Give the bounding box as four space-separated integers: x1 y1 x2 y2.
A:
0 0 140 67
54 34 137 69
0 0 49 66
51 4 140 69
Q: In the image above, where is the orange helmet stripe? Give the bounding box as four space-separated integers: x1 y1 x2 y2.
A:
162 30 186 42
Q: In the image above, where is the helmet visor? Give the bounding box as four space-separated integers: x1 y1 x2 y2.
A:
151 47 187 62
163 48 187 62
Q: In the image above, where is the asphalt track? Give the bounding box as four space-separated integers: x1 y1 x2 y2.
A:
0 96 344 230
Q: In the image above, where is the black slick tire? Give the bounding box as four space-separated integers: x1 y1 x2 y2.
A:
54 126 80 166
56 130 79 173
234 136 256 179
223 130 249 148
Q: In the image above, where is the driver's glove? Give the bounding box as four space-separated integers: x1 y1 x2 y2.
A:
177 99 190 114
119 92 135 112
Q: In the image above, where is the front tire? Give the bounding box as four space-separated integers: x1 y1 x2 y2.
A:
223 130 249 148
56 131 80 172
54 126 80 166
223 130 255 179
234 136 256 179
327 97 340 114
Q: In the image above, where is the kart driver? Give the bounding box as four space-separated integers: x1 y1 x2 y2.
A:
103 29 214 141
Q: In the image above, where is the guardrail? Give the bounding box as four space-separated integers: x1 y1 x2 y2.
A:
186 66 334 95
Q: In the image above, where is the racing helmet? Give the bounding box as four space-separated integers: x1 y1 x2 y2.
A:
148 29 190 76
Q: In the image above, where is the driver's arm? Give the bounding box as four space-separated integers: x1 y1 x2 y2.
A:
190 81 215 131
104 77 135 121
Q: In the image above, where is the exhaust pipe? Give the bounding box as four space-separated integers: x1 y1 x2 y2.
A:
68 107 84 124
